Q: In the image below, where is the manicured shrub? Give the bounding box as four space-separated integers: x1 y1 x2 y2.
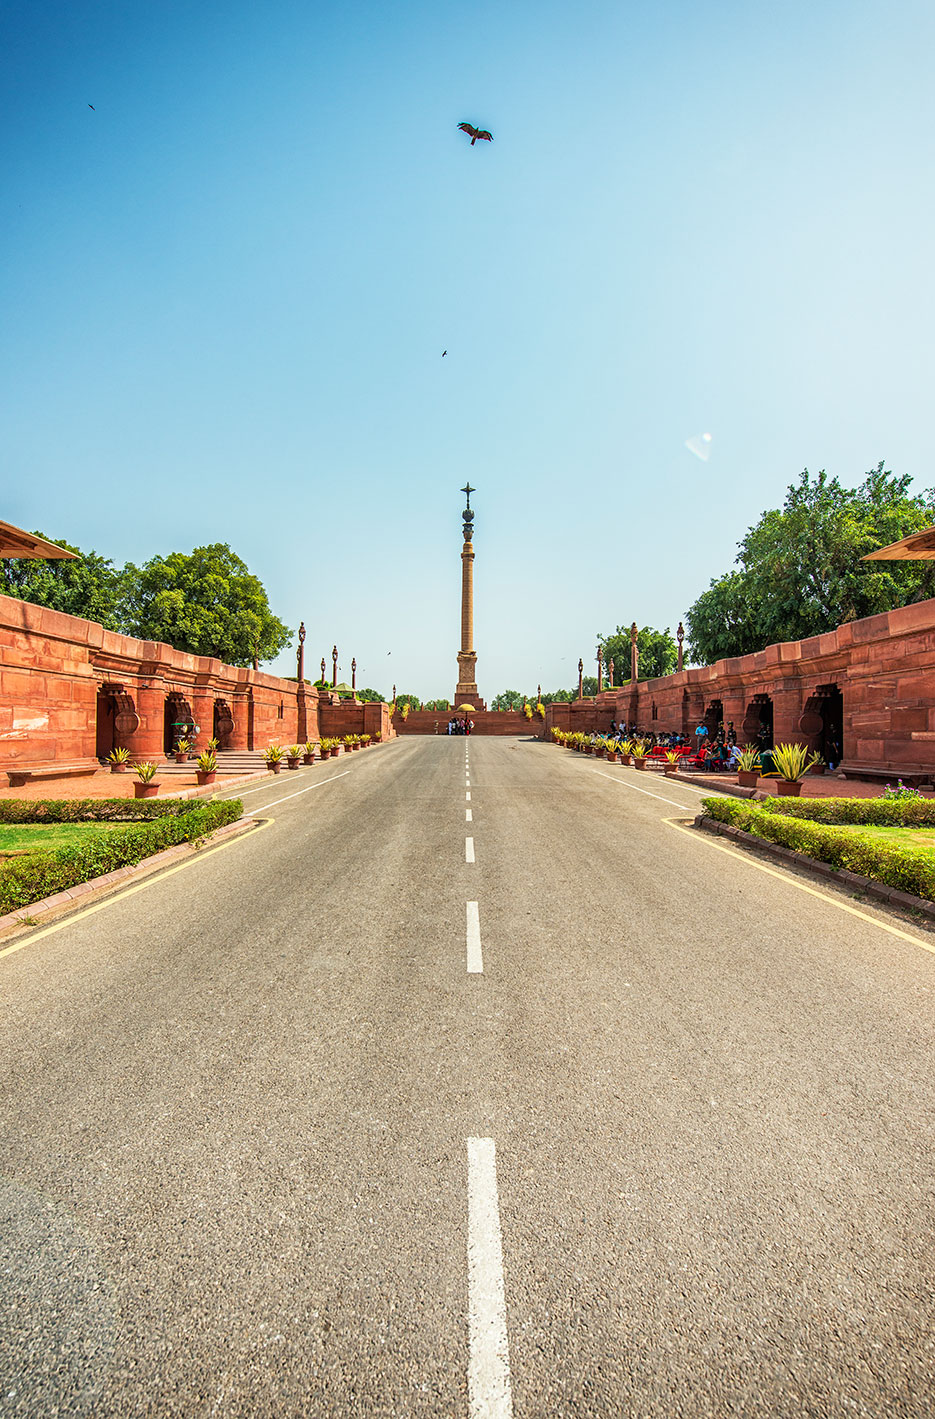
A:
0 800 243 912
0 797 219 825
758 796 935 827
699 797 935 901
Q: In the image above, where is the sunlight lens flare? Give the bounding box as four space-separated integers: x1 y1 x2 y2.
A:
685 432 713 462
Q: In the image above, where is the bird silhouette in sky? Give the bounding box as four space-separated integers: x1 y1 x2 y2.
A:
442 350 447 357
458 122 492 146
88 103 95 110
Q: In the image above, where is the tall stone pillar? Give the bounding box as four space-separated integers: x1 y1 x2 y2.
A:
455 484 481 704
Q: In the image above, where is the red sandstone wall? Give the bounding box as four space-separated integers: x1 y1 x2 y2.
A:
393 709 537 736
544 599 935 773
0 592 320 769
319 699 393 741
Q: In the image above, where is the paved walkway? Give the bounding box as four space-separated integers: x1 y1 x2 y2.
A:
1 739 932 1415
0 769 263 801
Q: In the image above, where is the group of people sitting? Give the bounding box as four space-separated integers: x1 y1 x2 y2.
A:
600 719 748 770
446 717 474 736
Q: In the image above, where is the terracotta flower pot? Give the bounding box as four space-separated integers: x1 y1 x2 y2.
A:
134 782 159 798
737 770 759 788
287 758 300 770
303 754 315 765
109 763 127 774
664 763 679 775
633 757 647 771
776 779 802 796
584 746 593 755
196 770 217 785
174 753 187 764
606 752 618 763
266 761 282 774
595 747 605 758
330 748 339 758
809 764 826 775
621 754 632 765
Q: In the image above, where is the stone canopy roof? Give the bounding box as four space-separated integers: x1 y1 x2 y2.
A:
0 519 78 560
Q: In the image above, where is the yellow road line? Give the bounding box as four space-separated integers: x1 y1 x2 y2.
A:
0 817 273 962
664 816 935 956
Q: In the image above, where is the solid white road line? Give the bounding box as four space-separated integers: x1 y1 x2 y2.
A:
466 837 475 863
466 901 483 973
466 808 473 822
244 771 350 815
467 1138 513 1419
593 769 717 812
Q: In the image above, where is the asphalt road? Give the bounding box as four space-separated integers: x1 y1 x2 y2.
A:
1 737 933 1417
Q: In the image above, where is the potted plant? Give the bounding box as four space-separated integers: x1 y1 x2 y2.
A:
286 745 302 769
302 741 317 764
196 750 218 785
174 738 190 765
374 732 382 743
207 737 220 753
619 739 633 765
771 742 819 797
594 737 606 758
361 734 371 746
107 746 130 774
265 744 284 774
664 749 681 776
809 753 827 776
134 762 159 798
606 742 618 763
631 739 649 770
736 745 761 789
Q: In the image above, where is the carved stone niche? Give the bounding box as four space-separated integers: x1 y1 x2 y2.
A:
100 683 141 740
213 699 235 747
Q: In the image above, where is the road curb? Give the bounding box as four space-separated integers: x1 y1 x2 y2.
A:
0 817 259 941
694 813 935 924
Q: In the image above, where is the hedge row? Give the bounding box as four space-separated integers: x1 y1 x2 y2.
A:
757 796 935 827
699 797 935 902
0 797 217 824
0 800 244 913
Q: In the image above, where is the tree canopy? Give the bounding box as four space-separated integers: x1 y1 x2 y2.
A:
5 536 293 665
684 465 935 665
596 625 678 683
2 534 126 631
120 543 291 665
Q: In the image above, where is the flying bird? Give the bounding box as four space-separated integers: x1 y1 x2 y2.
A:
442 350 447 357
458 122 492 146
88 103 95 110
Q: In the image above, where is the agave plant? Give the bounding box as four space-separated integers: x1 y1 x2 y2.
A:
107 746 130 764
736 745 762 773
136 761 158 783
665 749 680 764
631 739 649 758
197 750 218 772
287 745 302 759
264 744 284 763
771 742 819 781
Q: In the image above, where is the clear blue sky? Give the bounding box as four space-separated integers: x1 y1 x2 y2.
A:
3 0 933 698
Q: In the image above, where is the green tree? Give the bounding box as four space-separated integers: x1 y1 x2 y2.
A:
119 543 291 665
357 687 385 702
423 699 450 711
492 689 526 711
581 675 599 698
3 534 126 630
394 692 421 709
538 688 576 704
596 626 678 683
685 464 935 664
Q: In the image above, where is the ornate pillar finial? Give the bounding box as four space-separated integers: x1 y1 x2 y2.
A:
609 658 614 689
321 657 326 682
351 657 357 691
677 621 685 672
392 683 396 702
577 658 584 699
537 683 541 702
332 645 338 688
297 622 305 682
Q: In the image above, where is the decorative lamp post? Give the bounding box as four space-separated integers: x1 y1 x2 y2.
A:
609 658 614 689
578 658 584 700
252 637 260 672
537 683 542 703
596 643 603 694
297 622 306 682
321 657 326 683
677 622 685 673
351 657 357 692
332 646 338 688
630 623 639 683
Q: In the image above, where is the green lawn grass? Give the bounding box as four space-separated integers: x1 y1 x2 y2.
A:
838 824 935 857
0 822 133 856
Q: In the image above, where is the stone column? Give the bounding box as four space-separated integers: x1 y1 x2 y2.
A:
677 622 684 673
630 623 639 683
455 485 480 703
